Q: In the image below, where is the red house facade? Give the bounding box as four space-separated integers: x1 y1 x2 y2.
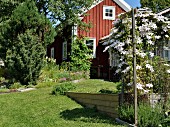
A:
47 0 131 80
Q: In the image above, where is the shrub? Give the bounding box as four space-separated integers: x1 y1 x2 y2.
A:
9 82 22 89
6 30 45 85
70 37 92 72
36 82 57 88
119 103 165 127
52 82 76 95
98 88 117 94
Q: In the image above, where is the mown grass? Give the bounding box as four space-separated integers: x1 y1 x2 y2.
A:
71 79 120 93
0 87 123 127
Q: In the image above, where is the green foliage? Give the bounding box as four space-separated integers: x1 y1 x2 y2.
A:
52 82 76 95
6 30 45 85
119 103 165 127
0 0 56 85
48 0 94 34
70 37 92 72
140 0 170 12
9 82 22 89
98 89 117 94
152 57 170 93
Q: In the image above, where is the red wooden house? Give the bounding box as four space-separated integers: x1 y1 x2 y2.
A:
47 0 131 80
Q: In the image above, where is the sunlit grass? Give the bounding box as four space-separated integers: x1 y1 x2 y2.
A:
0 87 123 127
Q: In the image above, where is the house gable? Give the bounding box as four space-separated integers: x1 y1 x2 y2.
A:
81 0 131 14
78 0 128 46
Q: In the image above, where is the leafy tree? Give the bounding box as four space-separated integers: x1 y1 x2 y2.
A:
48 0 94 34
140 0 170 12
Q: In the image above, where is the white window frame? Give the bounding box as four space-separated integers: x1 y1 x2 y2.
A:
50 47 54 58
85 38 96 58
62 41 67 60
103 5 115 20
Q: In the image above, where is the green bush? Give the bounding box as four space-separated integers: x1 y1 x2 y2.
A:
119 103 165 127
98 88 117 94
36 82 57 88
52 82 76 95
9 82 22 89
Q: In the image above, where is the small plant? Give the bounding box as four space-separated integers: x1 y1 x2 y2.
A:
9 82 22 89
52 82 76 95
119 103 165 127
98 88 117 94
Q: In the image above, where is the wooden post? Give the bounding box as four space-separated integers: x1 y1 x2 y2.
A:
132 8 137 127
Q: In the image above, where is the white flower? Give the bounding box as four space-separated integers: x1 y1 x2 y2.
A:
155 35 161 39
113 19 120 25
143 89 150 93
146 35 152 40
157 15 165 22
118 62 126 68
167 69 170 74
122 66 131 73
149 52 154 58
116 69 121 74
164 64 170 66
127 82 132 86
146 64 154 72
139 52 146 58
142 18 148 23
146 83 153 88
165 35 169 38
163 27 168 32
148 40 154 45
136 65 142 70
125 38 131 44
112 28 118 33
136 37 142 44
137 83 143 90
150 22 157 29
121 50 129 55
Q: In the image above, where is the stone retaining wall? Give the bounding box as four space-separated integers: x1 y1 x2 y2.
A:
65 92 119 118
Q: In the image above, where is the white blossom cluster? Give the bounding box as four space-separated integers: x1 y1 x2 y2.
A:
104 8 170 93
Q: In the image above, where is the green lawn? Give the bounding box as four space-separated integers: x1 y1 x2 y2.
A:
0 87 123 127
71 79 120 93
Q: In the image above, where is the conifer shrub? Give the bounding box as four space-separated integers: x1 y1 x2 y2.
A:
6 30 45 85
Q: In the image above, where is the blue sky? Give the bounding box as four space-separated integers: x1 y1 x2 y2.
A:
125 0 141 8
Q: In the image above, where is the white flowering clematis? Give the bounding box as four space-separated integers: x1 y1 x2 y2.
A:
103 8 170 93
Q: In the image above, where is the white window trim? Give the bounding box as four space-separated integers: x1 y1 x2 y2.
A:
62 41 67 60
103 5 115 20
51 47 54 58
71 24 78 37
86 38 96 58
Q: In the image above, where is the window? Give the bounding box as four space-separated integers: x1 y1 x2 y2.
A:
85 38 96 58
164 50 170 61
62 41 67 60
103 6 115 20
51 47 54 58
110 53 119 67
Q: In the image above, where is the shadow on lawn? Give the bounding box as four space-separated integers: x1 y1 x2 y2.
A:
60 107 117 124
